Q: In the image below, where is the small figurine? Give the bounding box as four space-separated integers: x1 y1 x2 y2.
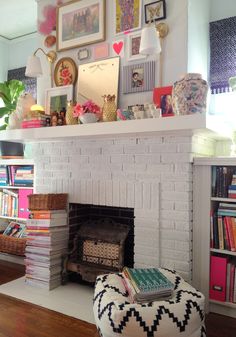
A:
51 112 58 126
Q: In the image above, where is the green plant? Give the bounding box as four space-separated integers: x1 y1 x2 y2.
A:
0 79 25 130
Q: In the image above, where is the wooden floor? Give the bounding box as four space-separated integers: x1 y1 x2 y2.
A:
0 260 235 337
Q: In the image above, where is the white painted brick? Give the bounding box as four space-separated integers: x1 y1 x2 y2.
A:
135 244 159 257
86 180 93 204
147 164 173 173
174 201 192 211
50 156 69 163
112 180 120 207
162 249 191 261
71 171 91 179
135 209 159 220
99 180 106 205
124 144 149 154
111 154 134 164
135 154 161 164
161 153 193 163
161 229 190 241
35 178 44 186
54 178 63 192
134 183 143 209
70 156 89 165
179 271 191 282
175 182 192 192
43 147 61 156
89 155 110 164
92 180 99 205
175 240 191 252
123 163 147 172
43 178 53 185
177 143 192 153
127 182 135 208
62 147 81 155
162 172 192 182
35 156 51 164
161 210 191 222
112 171 136 180
52 171 71 179
149 143 177 153
138 136 162 144
114 137 137 145
136 172 161 181
135 232 159 248
162 191 192 202
35 185 52 194
44 163 69 171
80 180 87 204
62 179 70 194
134 255 159 268
175 163 193 173
164 136 192 143
161 239 175 249
151 182 159 210
135 218 159 229
105 180 113 206
81 147 101 155
36 170 53 178
143 182 151 209
91 171 112 180
161 201 174 210
174 261 191 272
160 182 174 191
160 258 175 269
102 145 124 154
175 220 193 231
160 219 175 229
119 181 127 207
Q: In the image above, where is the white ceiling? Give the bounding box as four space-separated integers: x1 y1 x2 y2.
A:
0 0 37 40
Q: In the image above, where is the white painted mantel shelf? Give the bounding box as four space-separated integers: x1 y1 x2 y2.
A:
0 114 232 143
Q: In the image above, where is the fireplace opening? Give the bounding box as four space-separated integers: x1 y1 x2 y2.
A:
65 204 134 283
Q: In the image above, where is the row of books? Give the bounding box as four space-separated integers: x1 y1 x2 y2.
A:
25 209 68 290
210 255 236 303
0 165 34 187
22 115 48 129
211 204 236 251
0 189 33 219
122 267 174 303
212 166 235 198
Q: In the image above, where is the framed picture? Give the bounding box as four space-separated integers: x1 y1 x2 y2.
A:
56 0 106 52
78 48 91 61
153 86 174 116
54 57 78 86
127 32 146 61
123 61 155 94
115 0 141 35
45 85 73 116
144 0 166 24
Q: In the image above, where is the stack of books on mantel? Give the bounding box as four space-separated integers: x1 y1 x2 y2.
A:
25 209 68 290
122 267 174 303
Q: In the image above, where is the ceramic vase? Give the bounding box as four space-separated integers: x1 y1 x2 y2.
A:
102 95 117 122
172 73 208 115
79 113 98 124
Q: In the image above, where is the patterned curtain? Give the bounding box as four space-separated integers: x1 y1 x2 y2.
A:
210 16 236 94
7 67 37 100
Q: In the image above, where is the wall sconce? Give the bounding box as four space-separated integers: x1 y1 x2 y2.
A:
139 22 169 86
25 48 57 87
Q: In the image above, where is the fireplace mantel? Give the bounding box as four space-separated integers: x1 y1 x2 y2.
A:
0 114 231 143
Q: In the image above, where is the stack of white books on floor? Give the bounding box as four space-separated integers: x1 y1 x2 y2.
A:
25 209 68 290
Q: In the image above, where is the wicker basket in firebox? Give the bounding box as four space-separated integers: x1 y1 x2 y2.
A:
28 193 68 210
0 235 27 256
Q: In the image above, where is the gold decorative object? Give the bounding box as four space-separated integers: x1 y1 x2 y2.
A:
102 95 117 122
65 101 78 125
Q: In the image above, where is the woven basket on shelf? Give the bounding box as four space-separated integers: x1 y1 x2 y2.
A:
0 235 26 256
28 193 68 210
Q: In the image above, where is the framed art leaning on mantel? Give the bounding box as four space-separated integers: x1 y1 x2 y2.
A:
56 0 106 52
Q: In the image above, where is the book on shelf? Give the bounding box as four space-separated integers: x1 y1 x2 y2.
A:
210 255 227 302
26 218 68 227
29 210 67 220
122 267 174 303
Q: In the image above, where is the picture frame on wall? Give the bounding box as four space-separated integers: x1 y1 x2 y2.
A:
144 0 166 24
45 85 73 116
127 31 146 61
123 61 156 94
153 86 174 116
115 0 141 35
56 0 106 52
54 57 78 87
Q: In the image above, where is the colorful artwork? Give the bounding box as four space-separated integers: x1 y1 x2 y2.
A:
112 40 124 57
54 57 77 87
62 4 99 42
115 0 141 34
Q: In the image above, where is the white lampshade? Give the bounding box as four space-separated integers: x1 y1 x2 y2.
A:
25 55 43 77
139 25 162 55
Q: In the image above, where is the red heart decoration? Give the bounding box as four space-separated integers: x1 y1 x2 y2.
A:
113 41 124 55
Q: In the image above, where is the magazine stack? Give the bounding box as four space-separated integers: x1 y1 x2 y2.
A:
25 209 68 290
122 267 174 303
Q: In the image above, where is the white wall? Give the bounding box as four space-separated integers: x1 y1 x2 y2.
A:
188 0 210 80
8 33 39 70
0 38 9 82
37 0 189 108
210 0 236 21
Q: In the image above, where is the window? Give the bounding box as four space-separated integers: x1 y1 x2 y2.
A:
7 67 37 100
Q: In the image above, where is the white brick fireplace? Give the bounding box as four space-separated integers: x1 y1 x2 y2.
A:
30 131 216 281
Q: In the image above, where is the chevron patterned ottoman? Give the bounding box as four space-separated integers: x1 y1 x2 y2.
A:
93 269 206 337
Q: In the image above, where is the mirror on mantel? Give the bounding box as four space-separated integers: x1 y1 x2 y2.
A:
77 57 120 108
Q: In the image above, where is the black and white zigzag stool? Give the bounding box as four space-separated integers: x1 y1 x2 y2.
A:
93 268 206 337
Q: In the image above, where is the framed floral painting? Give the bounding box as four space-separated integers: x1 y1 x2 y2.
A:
115 0 141 34
54 57 77 86
56 0 106 51
45 85 73 116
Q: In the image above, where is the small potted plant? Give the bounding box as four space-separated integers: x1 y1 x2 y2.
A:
73 100 101 124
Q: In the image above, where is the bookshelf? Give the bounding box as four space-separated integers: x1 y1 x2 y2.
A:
0 159 34 262
193 157 236 318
